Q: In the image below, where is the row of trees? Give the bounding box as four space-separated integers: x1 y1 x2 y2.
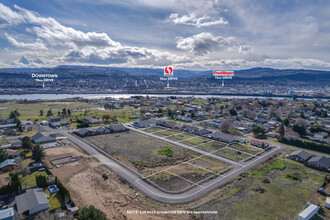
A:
278 137 330 154
9 110 23 132
41 108 72 117
22 136 45 162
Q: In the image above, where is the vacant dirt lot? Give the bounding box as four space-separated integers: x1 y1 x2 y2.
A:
85 131 198 173
44 141 200 220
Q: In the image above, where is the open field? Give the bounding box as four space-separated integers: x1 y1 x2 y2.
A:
168 133 196 141
85 130 231 191
215 148 252 161
85 131 199 173
229 143 262 155
45 141 198 220
155 130 182 137
181 136 211 146
197 153 330 220
197 141 227 152
143 126 168 133
0 100 138 123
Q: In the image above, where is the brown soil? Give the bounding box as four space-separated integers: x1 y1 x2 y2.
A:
44 144 199 220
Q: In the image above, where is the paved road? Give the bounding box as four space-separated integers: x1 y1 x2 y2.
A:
55 126 282 203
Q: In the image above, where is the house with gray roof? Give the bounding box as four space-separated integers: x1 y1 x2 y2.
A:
32 133 56 144
15 188 49 216
307 156 330 172
289 150 311 163
107 124 128 133
133 119 158 128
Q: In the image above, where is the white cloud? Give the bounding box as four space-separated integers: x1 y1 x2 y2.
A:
176 32 250 55
169 13 227 28
0 3 189 66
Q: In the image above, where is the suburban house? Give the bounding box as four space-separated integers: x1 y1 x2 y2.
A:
32 133 56 144
107 124 128 133
75 128 96 137
49 116 61 122
267 131 280 138
95 127 111 135
133 119 158 128
15 188 49 216
82 117 105 124
184 126 199 134
306 156 330 172
289 150 311 163
209 132 222 140
0 207 15 220
218 133 237 143
195 129 212 137
176 116 192 123
163 121 177 128
174 123 187 131
49 121 69 129
250 139 269 149
0 159 17 172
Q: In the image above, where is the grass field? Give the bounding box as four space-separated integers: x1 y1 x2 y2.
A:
215 148 252 161
155 130 182 137
198 154 330 220
85 130 231 191
229 144 262 155
85 131 199 173
21 171 48 189
0 100 138 124
168 133 196 141
197 141 228 152
143 127 168 133
44 189 64 210
181 136 211 146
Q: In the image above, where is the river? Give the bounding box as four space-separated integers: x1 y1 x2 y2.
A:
0 93 327 101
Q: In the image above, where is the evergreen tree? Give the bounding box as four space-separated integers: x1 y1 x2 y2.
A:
32 144 45 162
279 124 285 137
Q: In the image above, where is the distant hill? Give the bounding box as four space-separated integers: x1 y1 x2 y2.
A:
0 66 329 81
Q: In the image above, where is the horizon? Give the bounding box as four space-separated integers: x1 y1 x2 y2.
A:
0 1 330 71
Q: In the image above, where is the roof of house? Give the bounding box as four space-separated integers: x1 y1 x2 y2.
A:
195 129 212 136
308 156 330 167
15 188 49 214
218 133 236 142
185 126 199 131
76 128 94 136
32 133 56 143
210 132 222 138
298 204 319 219
289 150 311 161
0 207 14 219
108 124 127 132
0 159 16 169
250 139 265 145
134 119 158 127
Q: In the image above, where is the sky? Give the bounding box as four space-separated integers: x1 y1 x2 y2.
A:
0 0 330 70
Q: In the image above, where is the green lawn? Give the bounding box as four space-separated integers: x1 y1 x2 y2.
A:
21 171 48 189
45 188 63 210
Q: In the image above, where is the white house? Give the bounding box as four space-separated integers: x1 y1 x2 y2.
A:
15 188 49 216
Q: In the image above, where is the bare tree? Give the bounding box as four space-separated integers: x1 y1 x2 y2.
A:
220 119 232 132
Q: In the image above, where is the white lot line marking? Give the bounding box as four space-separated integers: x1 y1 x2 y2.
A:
134 146 281 200
185 162 219 176
177 136 199 143
195 139 214 147
225 146 262 158
166 170 205 189
139 144 243 180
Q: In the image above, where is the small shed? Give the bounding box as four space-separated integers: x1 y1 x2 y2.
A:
298 203 319 220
